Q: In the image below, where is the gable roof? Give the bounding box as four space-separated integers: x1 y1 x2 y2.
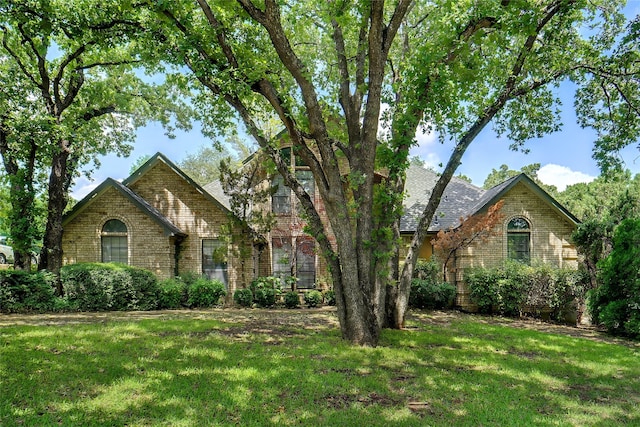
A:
400 166 579 233
469 173 580 224
123 152 232 215
62 178 185 237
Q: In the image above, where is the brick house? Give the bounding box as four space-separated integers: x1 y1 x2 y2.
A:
62 151 579 309
62 153 265 296
400 165 580 309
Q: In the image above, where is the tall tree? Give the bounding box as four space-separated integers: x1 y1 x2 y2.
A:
0 1 188 287
142 0 629 345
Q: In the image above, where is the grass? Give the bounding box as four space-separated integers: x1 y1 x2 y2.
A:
0 309 639 426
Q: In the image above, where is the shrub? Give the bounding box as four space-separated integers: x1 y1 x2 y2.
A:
466 267 500 314
409 279 456 309
466 262 589 321
233 288 253 307
304 290 323 308
187 278 226 308
158 279 187 309
588 218 640 338
250 276 282 308
414 259 442 281
284 291 300 308
0 270 57 313
254 288 277 308
323 289 336 306
61 263 160 311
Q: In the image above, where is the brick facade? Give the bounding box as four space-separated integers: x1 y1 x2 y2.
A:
62 155 257 298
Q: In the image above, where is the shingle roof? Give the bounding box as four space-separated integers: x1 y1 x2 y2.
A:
400 166 579 233
401 165 485 232
62 178 185 237
203 180 231 210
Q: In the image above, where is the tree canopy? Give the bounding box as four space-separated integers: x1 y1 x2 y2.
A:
133 0 636 345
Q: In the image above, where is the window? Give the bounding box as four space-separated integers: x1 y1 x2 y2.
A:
101 219 128 264
296 238 316 289
296 170 314 213
507 217 531 264
202 239 228 286
272 175 291 214
272 237 292 279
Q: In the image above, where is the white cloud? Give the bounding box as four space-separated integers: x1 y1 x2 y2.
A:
70 181 100 201
409 124 439 168
537 164 595 191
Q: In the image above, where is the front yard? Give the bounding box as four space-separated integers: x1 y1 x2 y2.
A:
1 309 638 426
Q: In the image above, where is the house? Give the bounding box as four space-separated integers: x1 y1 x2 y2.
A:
62 150 579 310
400 165 580 309
62 153 265 296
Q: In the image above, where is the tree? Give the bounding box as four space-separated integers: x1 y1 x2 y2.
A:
180 135 253 185
141 0 630 345
563 171 640 289
432 201 505 281
483 163 558 195
589 218 640 338
0 1 188 288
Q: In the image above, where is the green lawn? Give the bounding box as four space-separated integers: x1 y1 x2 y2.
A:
1 309 638 426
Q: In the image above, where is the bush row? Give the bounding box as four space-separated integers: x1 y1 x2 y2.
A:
0 263 227 313
233 276 335 308
464 261 589 321
0 267 338 313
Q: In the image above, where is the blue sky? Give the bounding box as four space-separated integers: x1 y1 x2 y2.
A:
70 2 640 200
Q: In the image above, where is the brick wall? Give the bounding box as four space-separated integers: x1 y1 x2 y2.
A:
63 160 256 297
62 186 176 279
452 182 578 309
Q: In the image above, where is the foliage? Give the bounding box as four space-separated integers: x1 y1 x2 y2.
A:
588 218 640 338
180 136 253 186
140 0 633 344
304 290 323 308
250 276 281 308
432 201 505 281
0 1 190 282
283 291 300 309
413 259 442 282
322 289 336 306
186 278 226 308
233 288 254 308
565 172 640 289
409 279 456 310
157 279 188 309
482 163 558 196
0 270 57 313
1 311 639 426
465 262 588 321
61 263 160 311
575 16 640 174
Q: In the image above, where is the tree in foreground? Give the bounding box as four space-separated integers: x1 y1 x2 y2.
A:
140 0 635 345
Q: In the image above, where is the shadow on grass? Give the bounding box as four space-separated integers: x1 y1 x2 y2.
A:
1 309 639 426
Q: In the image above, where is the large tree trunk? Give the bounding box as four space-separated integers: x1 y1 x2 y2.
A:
40 144 74 295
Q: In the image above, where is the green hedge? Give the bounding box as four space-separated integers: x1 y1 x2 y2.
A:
409 279 456 309
187 278 226 308
0 270 57 313
61 263 160 311
465 261 588 321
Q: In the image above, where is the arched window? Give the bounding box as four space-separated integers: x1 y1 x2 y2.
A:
507 217 530 264
101 219 128 264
